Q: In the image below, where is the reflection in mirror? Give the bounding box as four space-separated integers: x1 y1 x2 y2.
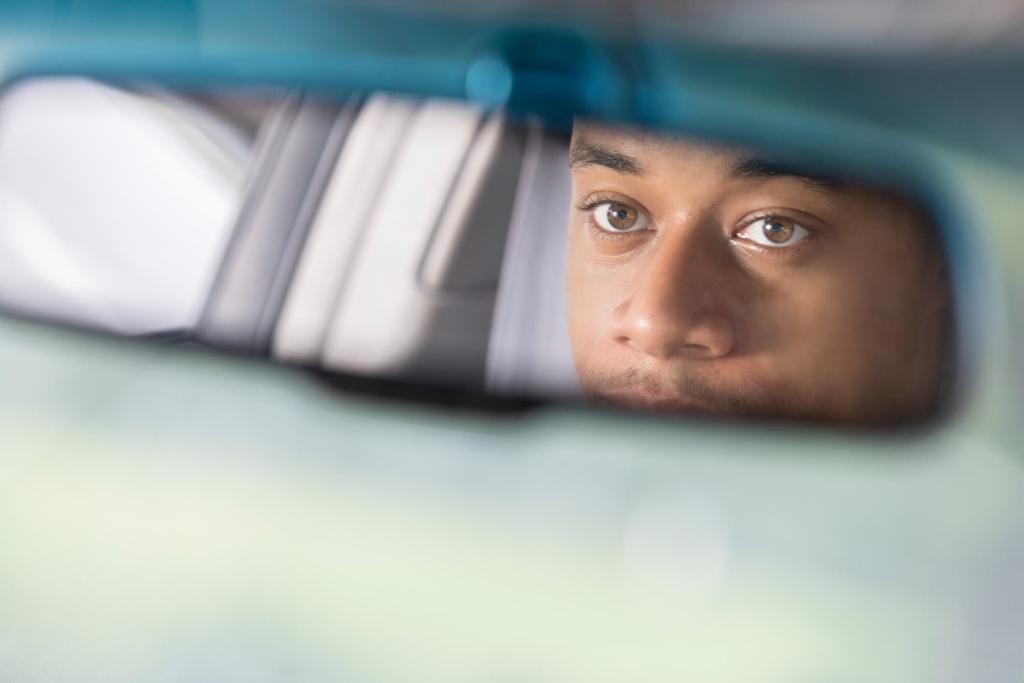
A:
0 77 280 335
565 123 952 426
0 77 953 427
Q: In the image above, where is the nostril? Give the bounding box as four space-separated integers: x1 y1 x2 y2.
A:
617 322 732 361
612 301 735 361
680 341 717 359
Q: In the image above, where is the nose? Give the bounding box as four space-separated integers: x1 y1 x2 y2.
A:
612 228 737 361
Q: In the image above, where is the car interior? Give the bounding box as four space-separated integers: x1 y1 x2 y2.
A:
2 7 1023 681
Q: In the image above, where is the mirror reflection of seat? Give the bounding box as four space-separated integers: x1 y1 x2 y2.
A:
0 77 253 335
0 79 581 399
273 94 581 397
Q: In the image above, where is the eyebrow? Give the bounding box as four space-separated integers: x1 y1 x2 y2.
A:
570 136 844 191
569 137 643 175
730 157 843 191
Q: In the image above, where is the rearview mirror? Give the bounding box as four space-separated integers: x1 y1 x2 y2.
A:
0 76 959 427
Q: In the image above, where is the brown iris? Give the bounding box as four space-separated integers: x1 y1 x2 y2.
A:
606 203 638 231
762 217 795 244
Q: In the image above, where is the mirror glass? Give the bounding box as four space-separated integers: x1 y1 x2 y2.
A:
0 77 954 427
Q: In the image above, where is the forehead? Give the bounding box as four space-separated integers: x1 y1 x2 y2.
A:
570 120 748 168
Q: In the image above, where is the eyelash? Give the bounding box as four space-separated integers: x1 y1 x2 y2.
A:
574 194 651 240
732 210 818 255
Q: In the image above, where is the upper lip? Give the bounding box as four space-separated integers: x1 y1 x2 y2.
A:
599 386 718 415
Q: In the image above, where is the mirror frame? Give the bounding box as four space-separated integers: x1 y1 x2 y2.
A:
0 9 1000 432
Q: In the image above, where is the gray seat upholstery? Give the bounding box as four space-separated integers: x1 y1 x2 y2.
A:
485 126 581 399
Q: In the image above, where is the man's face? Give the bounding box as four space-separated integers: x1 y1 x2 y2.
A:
566 124 951 425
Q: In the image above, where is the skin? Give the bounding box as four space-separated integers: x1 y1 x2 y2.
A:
566 123 951 425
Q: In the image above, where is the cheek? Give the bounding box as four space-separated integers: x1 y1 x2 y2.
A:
565 230 635 371
725 257 868 398
762 251 933 405
740 271 836 372
567 252 615 344
828 236 938 342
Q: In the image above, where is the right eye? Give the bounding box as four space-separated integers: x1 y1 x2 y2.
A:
591 201 650 234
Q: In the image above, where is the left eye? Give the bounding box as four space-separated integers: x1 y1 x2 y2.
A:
734 216 810 248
